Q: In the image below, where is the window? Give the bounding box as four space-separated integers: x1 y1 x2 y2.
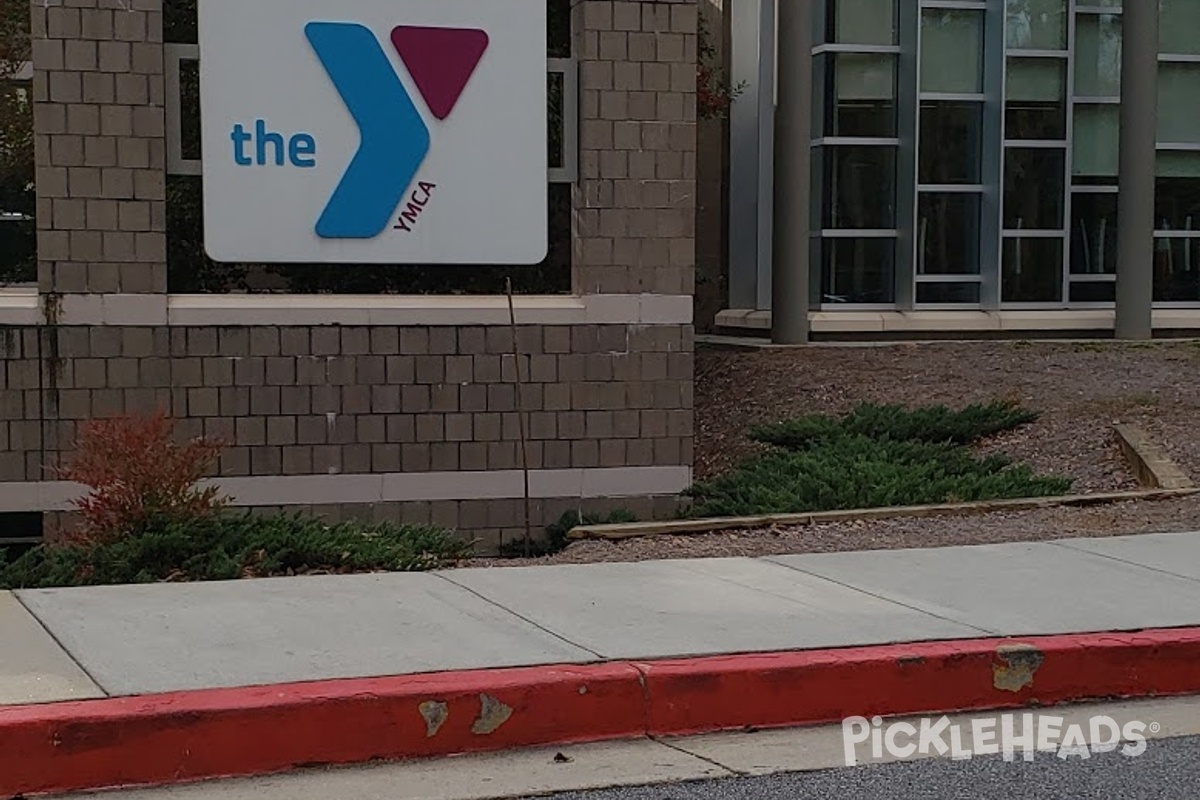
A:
824 53 897 137
1006 0 1067 51
920 102 984 185
918 194 982 275
1006 58 1067 140
1003 238 1064 302
1005 149 1066 230
920 9 985 94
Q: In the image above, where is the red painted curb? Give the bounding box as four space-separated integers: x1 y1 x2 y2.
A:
4 628 1200 796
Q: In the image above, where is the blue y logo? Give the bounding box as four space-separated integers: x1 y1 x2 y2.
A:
304 22 430 239
305 22 490 240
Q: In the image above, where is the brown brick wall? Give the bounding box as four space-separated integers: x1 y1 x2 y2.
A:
20 0 698 551
32 0 166 296
572 0 698 297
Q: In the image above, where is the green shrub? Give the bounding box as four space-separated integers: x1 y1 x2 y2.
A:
0 512 470 589
685 433 1071 518
750 401 1039 450
498 508 638 558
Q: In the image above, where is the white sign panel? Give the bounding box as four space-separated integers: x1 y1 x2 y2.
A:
197 0 547 264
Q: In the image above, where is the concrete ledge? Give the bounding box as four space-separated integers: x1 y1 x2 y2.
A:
1114 425 1195 490
567 488 1200 541
6 628 1200 795
715 308 1200 337
0 287 39 326
0 293 693 327
0 466 693 513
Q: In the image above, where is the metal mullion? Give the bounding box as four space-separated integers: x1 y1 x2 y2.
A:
812 137 902 146
1154 232 1200 239
812 44 901 55
1003 139 1070 148
921 0 988 8
1001 230 1067 238
897 0 919 309
981 0 1006 309
820 229 901 238
915 274 984 283
1073 185 1120 193
919 92 987 101
1063 0 1078 308
1006 49 1071 59
917 184 986 192
1070 274 1118 282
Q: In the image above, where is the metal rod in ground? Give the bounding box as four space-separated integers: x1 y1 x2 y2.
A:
771 0 813 345
506 277 534 557
1115 0 1159 340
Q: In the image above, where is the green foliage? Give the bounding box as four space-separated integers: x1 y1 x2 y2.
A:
687 402 1066 518
498 508 638 558
0 512 471 589
686 434 1071 518
750 401 1039 450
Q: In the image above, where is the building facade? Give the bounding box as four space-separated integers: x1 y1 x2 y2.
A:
725 0 1200 334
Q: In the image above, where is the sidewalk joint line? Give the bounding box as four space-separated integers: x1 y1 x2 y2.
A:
756 557 999 638
649 735 746 777
431 572 606 660
1047 536 1200 586
11 591 110 698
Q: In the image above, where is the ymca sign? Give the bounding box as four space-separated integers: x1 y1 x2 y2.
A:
197 0 547 264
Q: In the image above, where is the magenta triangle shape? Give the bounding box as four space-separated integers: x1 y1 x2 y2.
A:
390 26 489 121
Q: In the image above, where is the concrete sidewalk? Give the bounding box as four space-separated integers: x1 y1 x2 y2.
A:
6 529 1200 704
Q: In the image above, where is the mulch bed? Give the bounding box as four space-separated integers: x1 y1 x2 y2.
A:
465 341 1200 568
696 341 1200 491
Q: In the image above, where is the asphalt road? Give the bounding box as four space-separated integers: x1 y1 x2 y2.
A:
530 734 1200 800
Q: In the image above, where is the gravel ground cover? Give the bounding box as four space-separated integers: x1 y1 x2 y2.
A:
466 341 1200 567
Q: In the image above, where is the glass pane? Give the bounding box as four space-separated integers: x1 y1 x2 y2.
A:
1158 63 1200 145
1004 148 1066 229
825 53 896 137
918 194 981 275
1075 14 1122 98
821 238 896 303
1156 178 1200 232
1158 151 1200 178
1006 0 1067 50
920 102 983 184
1161 0 1200 55
1070 281 1116 303
920 9 985 94
1070 193 1118 274
917 283 981 304
1006 58 1067 139
829 0 896 45
1154 239 1200 301
1003 238 1064 302
1073 104 1119 179
822 146 897 228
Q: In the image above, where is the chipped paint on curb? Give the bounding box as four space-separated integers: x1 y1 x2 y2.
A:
471 693 513 735
993 644 1046 692
418 700 448 737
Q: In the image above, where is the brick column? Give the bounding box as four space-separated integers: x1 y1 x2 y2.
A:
32 0 167 304
571 0 698 296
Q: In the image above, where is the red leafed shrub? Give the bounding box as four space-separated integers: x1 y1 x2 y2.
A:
59 410 228 544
